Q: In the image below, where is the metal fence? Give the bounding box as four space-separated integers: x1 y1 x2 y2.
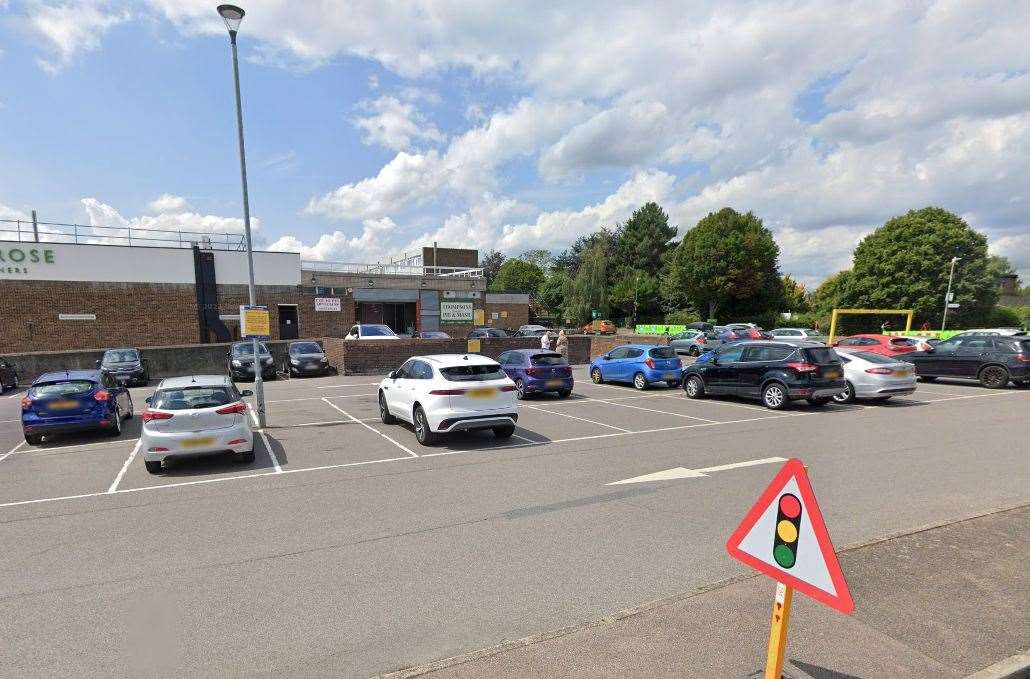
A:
0 217 247 251
302 260 484 278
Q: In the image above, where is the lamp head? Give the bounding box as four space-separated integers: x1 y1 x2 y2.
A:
217 4 245 34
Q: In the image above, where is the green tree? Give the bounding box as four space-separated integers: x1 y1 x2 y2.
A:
613 202 677 273
537 269 569 316
479 250 506 286
489 259 545 295
666 207 784 321
553 228 618 275
565 241 609 324
609 268 661 324
518 249 553 270
843 207 998 327
782 275 808 313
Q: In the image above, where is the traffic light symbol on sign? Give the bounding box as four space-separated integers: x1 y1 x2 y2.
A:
773 493 802 568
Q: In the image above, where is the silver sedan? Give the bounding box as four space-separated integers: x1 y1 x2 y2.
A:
833 350 917 403
669 329 723 356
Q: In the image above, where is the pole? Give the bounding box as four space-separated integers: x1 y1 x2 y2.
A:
941 257 957 332
228 29 266 428
764 581 793 679
31 210 39 243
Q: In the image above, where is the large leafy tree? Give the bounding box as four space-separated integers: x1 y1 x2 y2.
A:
489 259 545 295
479 250 506 286
666 207 784 321
843 207 997 327
782 275 809 313
613 202 677 273
553 228 618 275
609 268 662 324
518 249 554 270
565 241 609 324
537 269 569 316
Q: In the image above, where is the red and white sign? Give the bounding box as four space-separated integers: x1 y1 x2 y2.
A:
314 297 341 312
726 458 854 614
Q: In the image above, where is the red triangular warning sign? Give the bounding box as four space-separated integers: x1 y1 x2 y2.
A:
726 458 854 614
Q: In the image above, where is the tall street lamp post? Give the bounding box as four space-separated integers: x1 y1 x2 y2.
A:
941 256 960 332
217 4 266 427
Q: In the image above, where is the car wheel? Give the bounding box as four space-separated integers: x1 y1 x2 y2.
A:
590 367 603 384
688 346 700 357
379 392 397 424
978 365 1009 389
493 425 515 440
238 449 255 464
761 382 788 410
124 395 134 419
806 397 831 407
919 375 937 382
24 433 43 446
684 375 705 399
107 407 123 436
144 460 162 474
633 372 648 390
833 381 855 404
514 378 527 400
413 406 436 445
557 389 572 399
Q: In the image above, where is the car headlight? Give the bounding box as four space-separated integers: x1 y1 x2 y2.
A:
320 356 328 362
262 357 273 365
231 359 243 367
290 358 300 365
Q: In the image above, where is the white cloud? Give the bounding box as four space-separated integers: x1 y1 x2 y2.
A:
80 198 256 246
28 0 129 74
353 95 445 151
146 193 187 212
267 217 397 262
0 201 29 221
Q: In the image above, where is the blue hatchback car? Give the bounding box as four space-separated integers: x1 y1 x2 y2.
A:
21 369 134 445
589 344 682 389
497 349 573 399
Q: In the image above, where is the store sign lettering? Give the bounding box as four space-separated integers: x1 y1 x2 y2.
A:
0 247 56 275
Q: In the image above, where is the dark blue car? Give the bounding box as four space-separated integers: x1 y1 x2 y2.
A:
21 369 134 445
497 349 573 399
589 344 682 389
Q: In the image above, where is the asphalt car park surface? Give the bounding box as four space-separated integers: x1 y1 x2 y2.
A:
0 367 1027 677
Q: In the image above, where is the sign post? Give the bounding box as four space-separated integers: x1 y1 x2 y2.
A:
726 459 853 677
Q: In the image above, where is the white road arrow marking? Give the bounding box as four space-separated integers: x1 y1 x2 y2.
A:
606 456 787 485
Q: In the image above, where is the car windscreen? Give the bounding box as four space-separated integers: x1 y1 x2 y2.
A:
440 364 506 382
486 328 508 336
850 351 897 364
802 347 839 364
890 337 916 345
103 350 139 363
151 386 235 410
290 342 322 354
530 353 566 366
30 380 95 397
649 347 677 359
422 332 448 338
233 343 270 356
360 325 395 336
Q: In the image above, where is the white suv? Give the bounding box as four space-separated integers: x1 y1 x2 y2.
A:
378 354 518 445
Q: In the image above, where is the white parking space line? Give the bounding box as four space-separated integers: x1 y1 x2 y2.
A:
912 391 1026 404
6 390 26 398
271 417 380 428
656 393 775 413
0 440 25 464
593 399 719 423
915 387 981 397
107 440 142 493
316 383 380 389
522 404 631 432
539 393 671 408
13 438 139 454
320 398 419 458
258 430 282 473
0 418 22 423
249 406 260 428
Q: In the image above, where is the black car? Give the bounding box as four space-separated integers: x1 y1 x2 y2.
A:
681 340 845 409
414 331 450 339
0 356 19 393
96 347 149 386
286 341 331 377
227 341 277 382
906 334 1030 388
468 327 509 338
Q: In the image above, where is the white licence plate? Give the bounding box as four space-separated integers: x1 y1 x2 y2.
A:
181 437 216 448
467 388 497 399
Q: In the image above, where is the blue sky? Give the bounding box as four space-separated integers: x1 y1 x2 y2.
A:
2 1 1029 285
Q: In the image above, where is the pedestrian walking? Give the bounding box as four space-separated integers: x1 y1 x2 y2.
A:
556 329 568 359
541 330 552 350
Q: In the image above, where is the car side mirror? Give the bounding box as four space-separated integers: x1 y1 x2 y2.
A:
924 346 934 353
241 389 254 397
388 370 397 379
144 396 152 404
95 359 101 367
711 356 720 365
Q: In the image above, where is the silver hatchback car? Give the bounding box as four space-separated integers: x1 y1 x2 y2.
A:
833 350 917 403
140 375 255 473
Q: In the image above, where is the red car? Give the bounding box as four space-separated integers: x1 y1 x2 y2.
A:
833 334 918 357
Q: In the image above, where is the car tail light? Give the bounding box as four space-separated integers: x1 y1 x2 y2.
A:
500 385 517 392
21 396 32 409
149 447 169 452
785 362 818 373
697 336 706 344
94 390 111 401
227 438 247 445
1015 354 1030 363
644 358 656 369
216 402 248 415
429 389 467 395
142 410 174 422
865 367 893 374
99 420 111 426
525 367 540 376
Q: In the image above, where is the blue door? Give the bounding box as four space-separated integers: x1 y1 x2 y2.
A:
601 347 629 381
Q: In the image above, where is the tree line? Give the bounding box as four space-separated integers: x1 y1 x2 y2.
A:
481 203 1028 332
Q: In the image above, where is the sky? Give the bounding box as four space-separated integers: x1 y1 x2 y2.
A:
1 0 1029 286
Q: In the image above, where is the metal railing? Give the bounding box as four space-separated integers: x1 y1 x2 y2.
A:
302 260 484 278
0 218 247 251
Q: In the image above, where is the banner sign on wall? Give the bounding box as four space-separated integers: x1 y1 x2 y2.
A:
314 297 341 312
441 301 474 323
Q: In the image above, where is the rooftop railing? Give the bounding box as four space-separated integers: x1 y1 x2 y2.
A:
302 260 484 278
0 218 247 251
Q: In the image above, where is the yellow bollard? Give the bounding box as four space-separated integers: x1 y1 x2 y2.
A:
764 581 793 679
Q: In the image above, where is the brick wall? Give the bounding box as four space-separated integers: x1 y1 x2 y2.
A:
482 302 529 331
338 337 542 374
581 334 669 362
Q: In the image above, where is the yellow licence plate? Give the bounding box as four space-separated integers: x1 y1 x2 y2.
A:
895 370 910 378
824 370 841 379
181 437 216 448
467 388 497 399
545 379 563 388
49 400 79 410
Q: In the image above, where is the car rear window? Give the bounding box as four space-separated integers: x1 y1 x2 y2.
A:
649 347 677 359
233 343 270 356
530 353 566 366
440 364 506 382
890 337 916 345
31 380 95 397
152 386 235 410
850 351 896 364
1016 340 1030 353
802 347 838 364
290 342 322 354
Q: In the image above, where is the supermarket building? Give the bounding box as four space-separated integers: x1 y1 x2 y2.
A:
0 239 528 354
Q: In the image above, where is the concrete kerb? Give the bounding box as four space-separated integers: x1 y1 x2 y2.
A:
963 652 1030 679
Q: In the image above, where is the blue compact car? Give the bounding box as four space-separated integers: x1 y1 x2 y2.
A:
589 344 683 389
21 370 134 445
498 349 573 398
